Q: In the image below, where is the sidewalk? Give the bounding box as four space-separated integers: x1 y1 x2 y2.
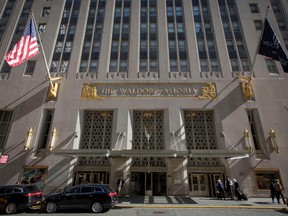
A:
117 196 288 209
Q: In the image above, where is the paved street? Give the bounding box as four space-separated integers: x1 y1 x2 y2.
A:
7 208 288 216
3 196 288 215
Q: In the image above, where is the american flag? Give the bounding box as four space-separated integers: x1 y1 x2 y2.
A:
5 18 39 67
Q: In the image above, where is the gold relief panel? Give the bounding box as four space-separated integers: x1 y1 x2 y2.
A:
81 84 103 100
80 83 217 100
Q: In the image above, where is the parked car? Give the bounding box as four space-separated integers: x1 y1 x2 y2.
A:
0 184 42 214
42 184 118 213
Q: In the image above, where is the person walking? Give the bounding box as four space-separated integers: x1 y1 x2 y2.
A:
233 178 241 200
116 178 125 197
269 179 277 203
274 179 285 204
216 179 225 200
225 176 233 199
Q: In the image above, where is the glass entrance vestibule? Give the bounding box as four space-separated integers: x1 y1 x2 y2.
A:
130 172 167 196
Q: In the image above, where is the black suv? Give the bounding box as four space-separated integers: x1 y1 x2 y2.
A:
42 184 118 213
0 184 43 214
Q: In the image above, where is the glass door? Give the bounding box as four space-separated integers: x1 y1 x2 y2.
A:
190 173 208 196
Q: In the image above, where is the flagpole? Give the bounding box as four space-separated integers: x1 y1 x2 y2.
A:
250 5 270 77
30 11 53 85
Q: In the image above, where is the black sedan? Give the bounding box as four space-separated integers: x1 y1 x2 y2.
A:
42 184 118 213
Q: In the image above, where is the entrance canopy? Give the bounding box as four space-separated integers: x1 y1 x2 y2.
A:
52 148 250 159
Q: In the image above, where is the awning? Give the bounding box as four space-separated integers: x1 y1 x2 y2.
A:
52 148 250 158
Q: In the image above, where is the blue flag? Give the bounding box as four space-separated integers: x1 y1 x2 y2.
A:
258 19 288 73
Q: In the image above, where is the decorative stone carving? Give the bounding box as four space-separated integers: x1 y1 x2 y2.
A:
197 82 217 100
81 84 103 100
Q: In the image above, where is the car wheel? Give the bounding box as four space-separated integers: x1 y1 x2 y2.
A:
5 202 17 214
46 202 57 213
91 201 103 213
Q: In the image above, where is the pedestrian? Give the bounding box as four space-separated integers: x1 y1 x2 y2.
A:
116 178 125 197
233 178 241 200
269 179 277 203
216 179 225 200
274 179 285 204
225 176 233 199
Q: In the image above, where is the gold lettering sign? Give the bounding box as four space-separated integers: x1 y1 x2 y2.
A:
81 83 217 100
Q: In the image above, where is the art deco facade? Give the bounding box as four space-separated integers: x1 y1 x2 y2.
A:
0 0 287 197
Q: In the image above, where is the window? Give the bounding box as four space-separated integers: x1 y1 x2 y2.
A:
253 169 281 190
79 60 88 72
24 61 36 76
60 61 69 72
177 23 184 33
195 22 201 33
193 6 199 16
230 59 239 71
168 23 174 33
249 3 259 13
66 187 80 194
247 109 261 151
0 25 5 34
180 60 188 71
81 186 93 193
122 23 129 33
133 111 164 150
64 41 72 53
42 7 51 17
170 59 177 71
38 24 46 34
95 186 104 192
63 9 70 18
16 25 25 34
80 111 113 149
184 110 217 150
150 60 157 71
55 42 63 53
119 60 127 72
109 60 117 72
271 3 280 13
38 109 54 149
20 167 47 190
150 23 156 33
121 41 129 52
254 20 262 31
21 9 30 17
3 9 12 17
265 59 278 74
0 110 13 150
169 40 176 52
111 41 119 52
83 41 91 53
167 7 173 16
175 7 182 16
140 60 147 72
50 61 58 72
89 60 98 72
60 24 66 35
241 60 250 71
200 59 208 71
226 40 234 51
68 25 76 35
277 21 287 31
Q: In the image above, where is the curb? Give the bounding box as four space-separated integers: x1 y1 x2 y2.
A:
116 205 288 210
